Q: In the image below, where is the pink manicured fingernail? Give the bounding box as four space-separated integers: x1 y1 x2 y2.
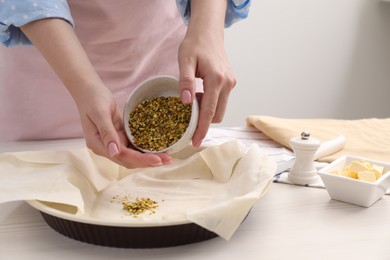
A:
194 140 202 148
151 161 163 167
162 157 173 165
108 142 119 157
181 89 192 104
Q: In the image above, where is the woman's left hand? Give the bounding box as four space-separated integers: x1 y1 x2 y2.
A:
178 0 236 148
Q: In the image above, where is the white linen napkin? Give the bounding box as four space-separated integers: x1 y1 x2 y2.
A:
0 140 276 240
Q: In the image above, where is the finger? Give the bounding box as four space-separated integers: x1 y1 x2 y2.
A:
111 147 172 168
106 119 173 168
192 74 235 147
89 125 172 169
211 74 236 123
192 78 219 147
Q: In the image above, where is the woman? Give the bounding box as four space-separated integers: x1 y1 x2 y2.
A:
0 0 251 168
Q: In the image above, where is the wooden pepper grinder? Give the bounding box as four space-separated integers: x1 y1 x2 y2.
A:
288 131 321 185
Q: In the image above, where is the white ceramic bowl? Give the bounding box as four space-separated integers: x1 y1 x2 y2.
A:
318 156 390 207
123 75 199 154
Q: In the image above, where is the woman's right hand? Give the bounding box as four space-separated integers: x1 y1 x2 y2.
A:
75 83 172 168
21 18 172 168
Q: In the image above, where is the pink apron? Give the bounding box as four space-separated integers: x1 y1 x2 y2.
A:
0 0 186 141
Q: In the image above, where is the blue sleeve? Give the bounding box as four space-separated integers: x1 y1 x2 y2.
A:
176 0 251 28
0 0 74 47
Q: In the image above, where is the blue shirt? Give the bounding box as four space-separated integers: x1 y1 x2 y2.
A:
0 0 251 47
176 0 251 27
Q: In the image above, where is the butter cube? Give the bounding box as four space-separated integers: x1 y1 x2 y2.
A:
371 164 384 180
357 171 377 183
339 169 357 179
350 161 370 173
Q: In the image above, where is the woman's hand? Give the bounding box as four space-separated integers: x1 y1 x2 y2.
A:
75 83 172 168
21 18 172 168
178 0 236 148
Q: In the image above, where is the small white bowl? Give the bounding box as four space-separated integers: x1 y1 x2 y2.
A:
318 156 390 207
123 75 199 154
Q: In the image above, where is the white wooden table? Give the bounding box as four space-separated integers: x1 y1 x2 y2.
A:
1 139 390 260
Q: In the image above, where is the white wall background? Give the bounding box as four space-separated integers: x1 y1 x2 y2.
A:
222 0 390 127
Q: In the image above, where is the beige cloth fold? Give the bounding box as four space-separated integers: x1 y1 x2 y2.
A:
247 116 390 163
0 141 275 240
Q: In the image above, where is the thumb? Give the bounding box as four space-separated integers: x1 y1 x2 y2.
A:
96 118 120 158
178 59 197 104
108 141 119 158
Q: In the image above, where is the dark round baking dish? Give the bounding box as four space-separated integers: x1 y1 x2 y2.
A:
40 211 218 248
